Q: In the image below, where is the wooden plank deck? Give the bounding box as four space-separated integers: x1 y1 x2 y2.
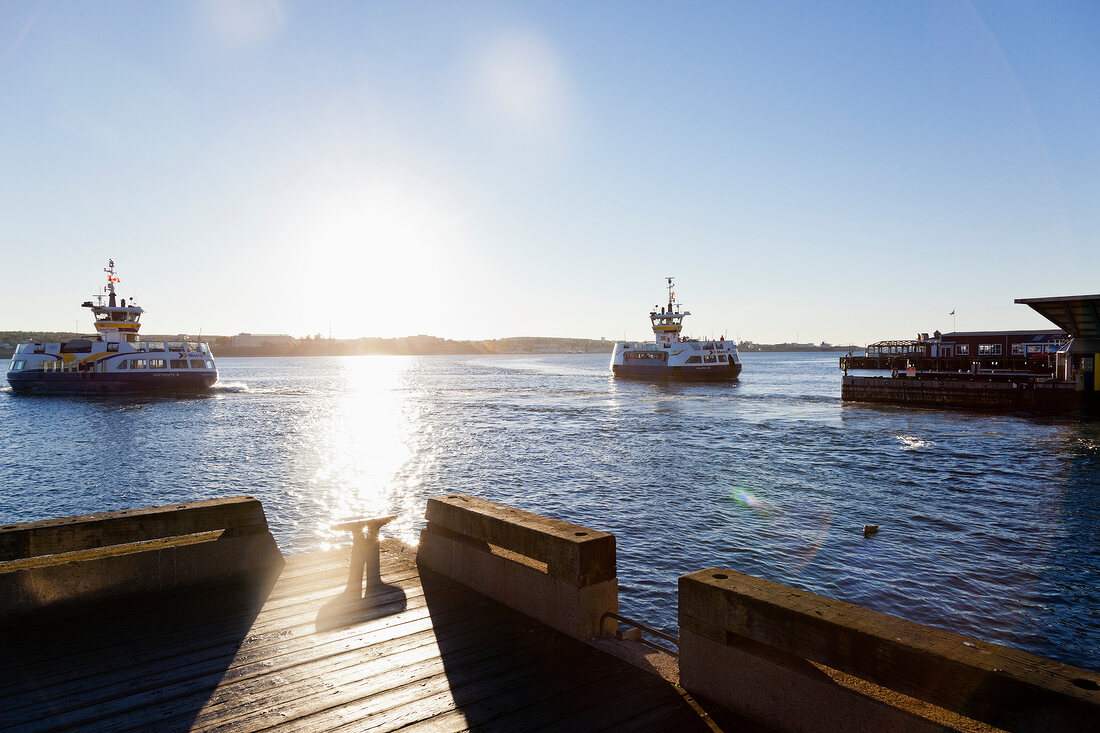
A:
0 541 719 732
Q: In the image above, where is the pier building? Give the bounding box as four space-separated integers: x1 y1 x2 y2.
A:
848 330 1067 373
842 293 1100 414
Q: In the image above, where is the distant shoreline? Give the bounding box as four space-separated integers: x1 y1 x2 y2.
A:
0 331 858 359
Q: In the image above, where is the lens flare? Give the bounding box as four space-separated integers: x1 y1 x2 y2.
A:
731 487 770 514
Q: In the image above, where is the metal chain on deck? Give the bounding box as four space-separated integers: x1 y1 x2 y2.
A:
600 611 680 658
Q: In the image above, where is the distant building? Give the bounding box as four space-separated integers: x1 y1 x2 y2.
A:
232 333 295 348
866 330 1066 360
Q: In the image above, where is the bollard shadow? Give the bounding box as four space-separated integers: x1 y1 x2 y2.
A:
314 581 408 632
0 572 279 732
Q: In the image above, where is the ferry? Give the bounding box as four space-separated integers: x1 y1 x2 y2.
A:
611 278 742 380
6 260 218 395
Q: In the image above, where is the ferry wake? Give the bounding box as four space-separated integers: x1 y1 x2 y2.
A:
611 278 742 380
6 260 218 395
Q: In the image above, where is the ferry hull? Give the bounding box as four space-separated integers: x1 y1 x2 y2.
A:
7 371 218 395
612 362 742 380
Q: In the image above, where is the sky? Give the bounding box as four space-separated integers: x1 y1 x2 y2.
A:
1 1 1098 344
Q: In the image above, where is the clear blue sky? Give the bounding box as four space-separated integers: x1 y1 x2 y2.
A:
2 1 1097 344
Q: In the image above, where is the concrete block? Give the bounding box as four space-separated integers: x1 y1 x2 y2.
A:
680 628 942 733
416 515 617 639
423 495 615 586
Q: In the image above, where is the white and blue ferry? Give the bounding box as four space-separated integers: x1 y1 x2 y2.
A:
611 278 742 380
6 260 218 395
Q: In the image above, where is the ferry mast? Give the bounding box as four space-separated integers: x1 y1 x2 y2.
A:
81 259 144 343
649 276 691 346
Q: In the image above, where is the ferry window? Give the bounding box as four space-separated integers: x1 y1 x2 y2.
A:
204 360 215 369
148 342 165 352
117 360 127 369
957 345 969 355
168 342 185 351
686 356 701 364
132 359 146 369
107 343 118 352
190 359 205 369
170 359 187 369
719 354 727 362
11 360 26 370
186 342 198 352
149 359 167 369
704 355 717 363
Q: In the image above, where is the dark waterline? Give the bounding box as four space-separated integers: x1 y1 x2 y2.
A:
2 352 1097 670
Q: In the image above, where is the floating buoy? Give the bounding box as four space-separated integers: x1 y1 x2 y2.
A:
863 525 879 537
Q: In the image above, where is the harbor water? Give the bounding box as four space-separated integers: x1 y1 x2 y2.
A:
2 352 1097 670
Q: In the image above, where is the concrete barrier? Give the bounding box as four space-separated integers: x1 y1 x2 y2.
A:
0 496 285 617
841 374 1080 413
680 568 1100 732
416 494 617 639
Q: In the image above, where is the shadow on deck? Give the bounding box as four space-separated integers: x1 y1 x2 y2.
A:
0 542 722 732
0 574 277 732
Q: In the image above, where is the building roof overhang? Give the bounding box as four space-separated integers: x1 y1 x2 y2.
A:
1014 294 1100 339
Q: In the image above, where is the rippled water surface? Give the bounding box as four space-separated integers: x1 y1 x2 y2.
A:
2 353 1097 669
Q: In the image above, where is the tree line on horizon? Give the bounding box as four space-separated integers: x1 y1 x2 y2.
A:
1 332 857 356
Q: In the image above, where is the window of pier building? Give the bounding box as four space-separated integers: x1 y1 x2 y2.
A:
956 344 970 355
1013 344 1026 355
978 344 1002 356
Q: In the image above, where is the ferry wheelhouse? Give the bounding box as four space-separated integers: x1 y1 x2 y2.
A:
6 260 218 395
611 278 742 380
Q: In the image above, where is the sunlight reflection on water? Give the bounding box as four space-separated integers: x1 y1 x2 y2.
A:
300 356 424 549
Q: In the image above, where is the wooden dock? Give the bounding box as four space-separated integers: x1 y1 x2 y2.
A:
0 541 719 732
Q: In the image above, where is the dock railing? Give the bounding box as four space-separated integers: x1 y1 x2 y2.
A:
416 494 618 639
679 568 1100 732
0 496 284 617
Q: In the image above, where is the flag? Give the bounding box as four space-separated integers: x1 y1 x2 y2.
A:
949 309 955 316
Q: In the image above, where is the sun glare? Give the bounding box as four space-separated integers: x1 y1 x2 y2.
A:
286 175 468 338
